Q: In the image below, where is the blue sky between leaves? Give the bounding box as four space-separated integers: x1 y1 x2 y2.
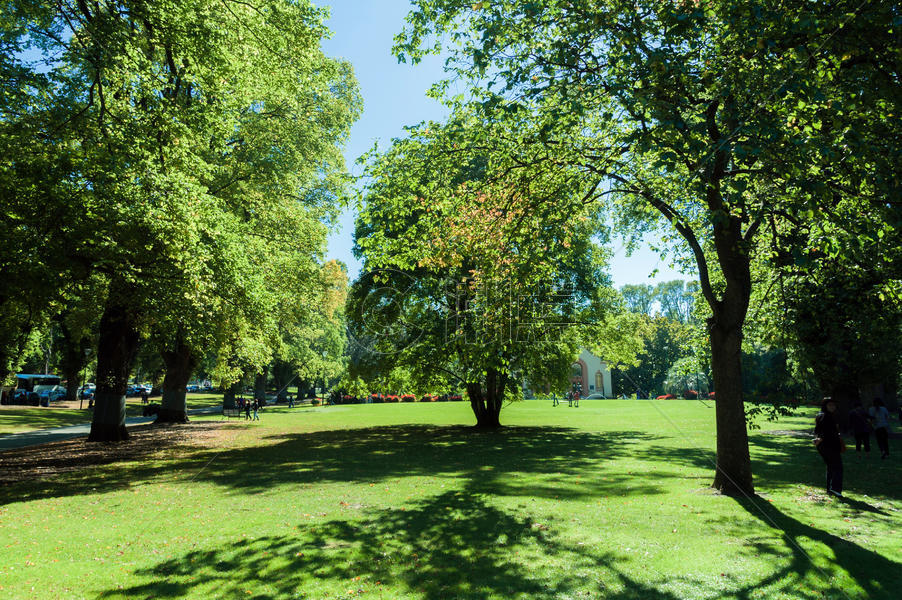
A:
318 0 692 287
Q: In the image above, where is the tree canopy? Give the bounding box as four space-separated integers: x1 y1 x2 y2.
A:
393 0 902 493
2 0 361 436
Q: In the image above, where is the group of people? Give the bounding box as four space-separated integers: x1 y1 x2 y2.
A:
236 397 261 420
814 397 893 497
552 383 582 407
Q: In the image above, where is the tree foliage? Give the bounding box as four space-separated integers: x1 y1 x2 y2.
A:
393 0 902 494
2 0 360 435
351 116 628 427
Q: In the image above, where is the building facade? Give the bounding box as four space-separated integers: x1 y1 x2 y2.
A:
569 348 612 397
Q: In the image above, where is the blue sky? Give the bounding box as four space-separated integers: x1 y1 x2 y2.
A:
319 0 692 288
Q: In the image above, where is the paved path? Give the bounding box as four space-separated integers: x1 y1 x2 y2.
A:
0 406 222 451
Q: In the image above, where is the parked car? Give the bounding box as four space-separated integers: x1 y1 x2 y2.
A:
78 384 96 399
186 384 199 393
36 384 67 403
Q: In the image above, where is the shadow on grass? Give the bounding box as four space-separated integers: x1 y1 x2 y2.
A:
629 432 902 503
0 408 93 435
0 422 242 506
193 425 672 500
0 425 669 507
99 489 690 600
728 495 902 600
98 485 902 599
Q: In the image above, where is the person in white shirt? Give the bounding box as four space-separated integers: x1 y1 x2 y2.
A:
869 398 891 460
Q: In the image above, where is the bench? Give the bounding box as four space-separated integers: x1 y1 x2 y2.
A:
222 407 243 419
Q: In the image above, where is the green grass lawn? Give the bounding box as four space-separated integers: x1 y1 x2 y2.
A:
0 393 225 437
0 401 899 599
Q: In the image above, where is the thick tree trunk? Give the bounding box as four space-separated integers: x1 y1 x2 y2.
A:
57 320 89 402
88 293 140 442
709 317 753 495
254 368 267 401
708 206 755 495
223 380 241 409
828 379 858 432
466 368 506 429
156 334 196 424
65 376 80 403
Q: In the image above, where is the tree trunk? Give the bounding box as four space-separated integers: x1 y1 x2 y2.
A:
466 368 506 429
57 320 89 402
709 316 753 495
66 376 80 403
223 380 241 409
156 334 197 424
88 293 140 442
708 203 755 496
254 367 268 401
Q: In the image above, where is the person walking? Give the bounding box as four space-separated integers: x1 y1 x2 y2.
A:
870 398 891 459
814 397 844 497
849 401 872 455
252 398 260 421
244 400 251 421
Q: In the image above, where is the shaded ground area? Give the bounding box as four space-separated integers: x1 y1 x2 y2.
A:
0 422 235 503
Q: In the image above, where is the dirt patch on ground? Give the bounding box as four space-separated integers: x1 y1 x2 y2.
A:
0 421 238 486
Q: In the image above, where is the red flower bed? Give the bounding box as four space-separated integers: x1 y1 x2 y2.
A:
401 394 416 403
655 394 677 400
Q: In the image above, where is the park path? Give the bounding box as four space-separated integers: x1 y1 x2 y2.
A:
0 406 222 451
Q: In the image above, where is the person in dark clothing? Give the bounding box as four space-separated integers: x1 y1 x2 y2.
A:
244 401 251 420
849 401 872 454
814 398 844 497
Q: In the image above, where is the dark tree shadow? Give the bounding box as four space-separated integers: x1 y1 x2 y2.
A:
0 425 670 506
0 422 244 506
626 432 902 504
725 495 902 600
99 489 698 600
189 425 677 501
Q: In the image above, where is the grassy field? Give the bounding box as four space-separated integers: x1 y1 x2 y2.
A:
0 400 899 599
0 393 226 437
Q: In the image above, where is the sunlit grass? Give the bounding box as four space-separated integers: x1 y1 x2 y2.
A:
0 401 899 599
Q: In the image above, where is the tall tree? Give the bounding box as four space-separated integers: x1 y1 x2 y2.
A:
352 119 629 427
4 0 360 437
395 0 901 494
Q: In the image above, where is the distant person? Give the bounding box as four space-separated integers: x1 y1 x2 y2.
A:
141 390 149 405
288 394 294 408
870 398 891 459
552 393 558 407
252 398 260 421
814 397 844 497
849 401 872 455
244 401 251 421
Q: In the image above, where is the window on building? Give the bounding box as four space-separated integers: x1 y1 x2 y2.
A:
571 363 583 378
